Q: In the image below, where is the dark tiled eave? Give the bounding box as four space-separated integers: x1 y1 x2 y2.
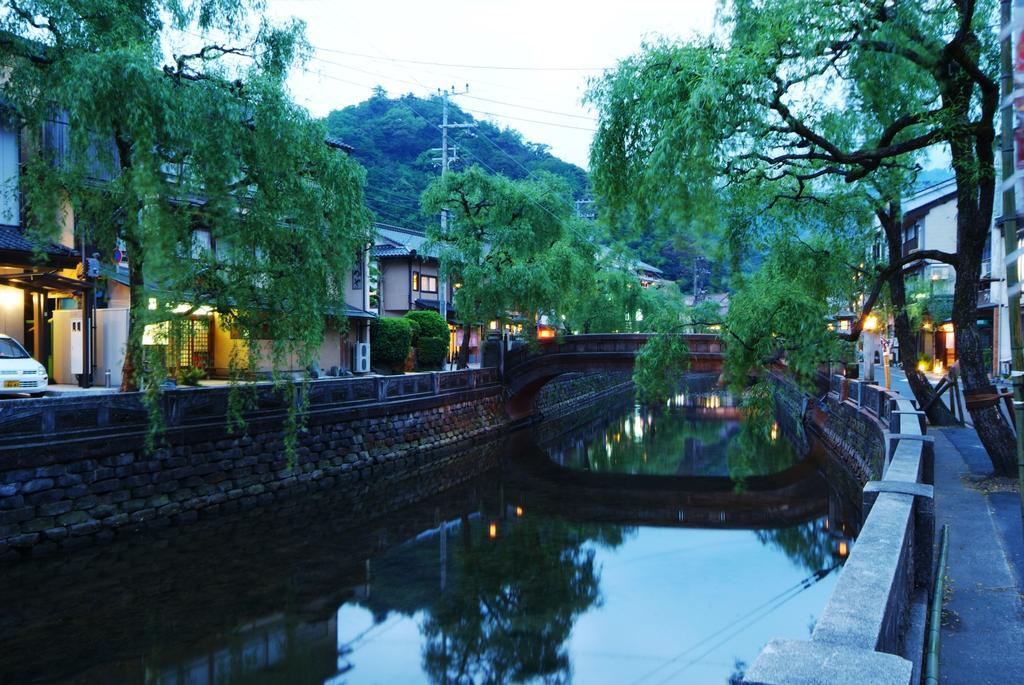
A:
0 224 78 268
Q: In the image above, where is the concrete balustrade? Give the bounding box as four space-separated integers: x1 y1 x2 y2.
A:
745 377 934 685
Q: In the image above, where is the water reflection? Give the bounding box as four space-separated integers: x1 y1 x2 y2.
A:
0 392 860 685
545 385 797 482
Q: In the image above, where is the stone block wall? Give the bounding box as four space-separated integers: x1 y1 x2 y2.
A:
0 386 506 561
535 371 633 418
816 391 887 484
0 370 638 562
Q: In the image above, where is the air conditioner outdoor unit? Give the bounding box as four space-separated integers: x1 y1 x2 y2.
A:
355 342 370 374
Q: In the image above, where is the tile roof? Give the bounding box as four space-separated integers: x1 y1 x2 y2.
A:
324 136 354 153
372 222 439 260
0 224 77 260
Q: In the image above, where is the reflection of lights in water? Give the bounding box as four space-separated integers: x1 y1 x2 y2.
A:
838 541 848 558
632 412 645 441
770 421 779 442
824 518 830 531
515 506 524 517
488 523 497 539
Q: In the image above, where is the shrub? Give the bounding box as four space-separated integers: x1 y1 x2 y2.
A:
178 364 206 386
371 318 413 373
404 310 450 344
417 335 448 370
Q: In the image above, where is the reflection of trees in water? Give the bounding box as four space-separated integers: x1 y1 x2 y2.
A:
755 520 834 574
725 419 801 488
419 519 631 685
553 404 741 477
549 396 804 481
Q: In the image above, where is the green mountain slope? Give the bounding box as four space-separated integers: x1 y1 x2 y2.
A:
324 91 590 229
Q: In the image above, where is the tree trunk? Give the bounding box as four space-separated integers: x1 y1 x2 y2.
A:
120 237 145 392
951 244 1017 475
879 205 958 425
948 125 1017 475
457 322 472 369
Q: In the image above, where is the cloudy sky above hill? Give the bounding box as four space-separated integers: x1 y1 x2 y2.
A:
261 0 718 168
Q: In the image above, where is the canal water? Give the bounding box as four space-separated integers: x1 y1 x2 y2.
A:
0 383 859 685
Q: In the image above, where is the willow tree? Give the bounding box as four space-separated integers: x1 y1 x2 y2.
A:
420 166 588 368
0 0 370 394
588 0 1016 475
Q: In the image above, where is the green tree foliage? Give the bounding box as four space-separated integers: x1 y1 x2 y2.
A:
404 310 448 370
324 92 589 227
722 232 857 391
415 336 447 371
420 166 593 367
0 0 371 399
587 0 1016 472
371 317 412 372
405 309 449 342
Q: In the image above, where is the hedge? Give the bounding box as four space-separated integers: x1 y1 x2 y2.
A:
404 310 450 344
416 335 448 370
371 317 413 372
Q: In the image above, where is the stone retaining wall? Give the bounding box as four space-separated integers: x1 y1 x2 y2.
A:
745 375 934 685
0 384 506 561
0 369 633 562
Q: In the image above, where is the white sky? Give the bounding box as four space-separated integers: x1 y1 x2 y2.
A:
261 0 719 169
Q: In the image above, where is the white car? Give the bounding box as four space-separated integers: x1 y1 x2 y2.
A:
0 334 48 397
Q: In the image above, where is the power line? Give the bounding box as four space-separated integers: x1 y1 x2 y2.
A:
309 55 598 125
459 106 596 132
631 566 836 685
365 194 421 212
304 45 610 72
462 93 597 121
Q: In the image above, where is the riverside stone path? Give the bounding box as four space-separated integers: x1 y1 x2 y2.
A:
932 427 1024 683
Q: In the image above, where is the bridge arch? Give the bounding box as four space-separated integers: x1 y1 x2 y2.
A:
501 333 725 419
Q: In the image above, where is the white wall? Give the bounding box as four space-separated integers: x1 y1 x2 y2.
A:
0 285 24 343
921 198 958 254
52 307 128 385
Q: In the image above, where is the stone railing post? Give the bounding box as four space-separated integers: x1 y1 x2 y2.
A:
41 404 56 433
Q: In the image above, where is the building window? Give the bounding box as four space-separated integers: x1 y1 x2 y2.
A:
412 271 419 291
420 274 438 294
190 229 211 259
0 123 19 226
903 222 919 255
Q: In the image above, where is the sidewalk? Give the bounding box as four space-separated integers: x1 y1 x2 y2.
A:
864 364 1017 428
931 427 1024 683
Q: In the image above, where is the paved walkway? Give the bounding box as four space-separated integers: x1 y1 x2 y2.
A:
932 427 1024 683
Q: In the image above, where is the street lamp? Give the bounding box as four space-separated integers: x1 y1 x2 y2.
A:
862 314 880 383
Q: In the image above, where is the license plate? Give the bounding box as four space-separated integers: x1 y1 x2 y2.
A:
3 380 19 388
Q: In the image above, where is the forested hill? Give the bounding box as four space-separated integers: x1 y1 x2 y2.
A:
323 92 590 229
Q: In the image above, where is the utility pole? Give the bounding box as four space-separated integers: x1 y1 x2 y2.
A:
999 0 1024 532
432 86 475 365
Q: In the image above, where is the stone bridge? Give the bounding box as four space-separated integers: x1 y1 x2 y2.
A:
501 333 725 419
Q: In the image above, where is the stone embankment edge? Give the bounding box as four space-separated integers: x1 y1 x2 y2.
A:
745 374 934 685
0 371 627 561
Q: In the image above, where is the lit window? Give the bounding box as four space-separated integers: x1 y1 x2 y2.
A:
411 272 419 291
420 274 438 293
